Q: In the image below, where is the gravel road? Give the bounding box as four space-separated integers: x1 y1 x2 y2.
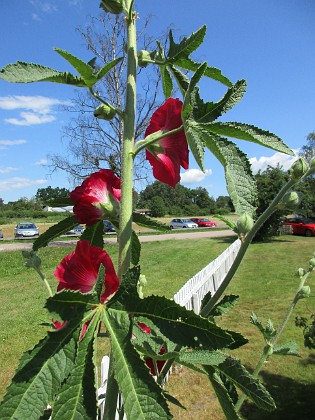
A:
0 229 236 252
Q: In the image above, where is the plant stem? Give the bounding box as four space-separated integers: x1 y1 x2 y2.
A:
34 266 53 297
133 125 184 155
235 269 311 412
200 178 296 317
118 8 137 279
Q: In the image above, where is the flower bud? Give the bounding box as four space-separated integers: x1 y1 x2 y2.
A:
309 258 315 269
100 0 124 14
236 213 254 237
289 158 309 181
22 250 41 270
297 268 305 277
138 50 152 68
137 274 147 299
278 191 300 210
94 103 116 121
298 286 311 299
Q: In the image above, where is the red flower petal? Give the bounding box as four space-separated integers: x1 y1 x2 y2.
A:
145 98 189 187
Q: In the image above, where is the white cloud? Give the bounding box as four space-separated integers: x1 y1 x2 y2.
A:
29 0 57 13
0 167 18 174
0 177 47 192
0 95 69 126
0 139 27 149
180 168 212 185
249 151 299 174
35 158 48 166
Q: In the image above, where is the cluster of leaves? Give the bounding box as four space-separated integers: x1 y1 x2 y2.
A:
295 315 315 350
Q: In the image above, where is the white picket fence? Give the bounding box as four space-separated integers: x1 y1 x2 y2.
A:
98 238 242 418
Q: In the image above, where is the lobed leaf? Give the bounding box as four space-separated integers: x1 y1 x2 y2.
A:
103 309 172 419
179 349 227 366
81 220 104 249
210 295 240 317
0 323 80 419
33 215 78 251
168 65 190 95
168 26 207 61
273 341 301 357
0 61 86 86
95 57 123 81
131 230 141 266
52 313 100 419
184 119 205 171
182 62 207 119
206 122 294 155
159 65 173 98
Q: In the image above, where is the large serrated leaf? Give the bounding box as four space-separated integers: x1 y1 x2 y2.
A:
215 357 276 411
159 65 173 98
204 132 257 217
0 323 79 419
206 367 241 420
273 341 301 357
0 61 86 86
182 62 207 119
168 26 207 61
184 119 205 171
179 349 227 366
81 220 104 249
52 312 100 419
95 57 123 81
103 309 172 419
33 215 78 251
206 122 294 155
175 56 232 87
210 295 240 317
131 230 141 266
168 65 190 95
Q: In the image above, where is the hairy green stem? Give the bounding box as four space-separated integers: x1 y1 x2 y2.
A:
235 269 312 412
118 8 137 279
34 266 53 297
200 178 296 317
133 125 184 156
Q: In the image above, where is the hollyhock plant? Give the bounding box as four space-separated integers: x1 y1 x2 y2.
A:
54 239 119 303
138 322 166 376
145 98 189 188
70 169 121 226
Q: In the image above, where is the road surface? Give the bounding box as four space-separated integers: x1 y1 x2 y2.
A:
0 229 236 252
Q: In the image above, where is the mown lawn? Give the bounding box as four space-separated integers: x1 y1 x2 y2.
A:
0 235 314 419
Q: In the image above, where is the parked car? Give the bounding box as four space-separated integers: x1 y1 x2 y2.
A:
0 229 3 239
190 217 217 228
169 218 198 229
282 217 315 237
14 222 39 238
65 225 85 236
103 220 116 233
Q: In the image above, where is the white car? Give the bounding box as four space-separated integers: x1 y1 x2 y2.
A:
169 218 198 229
14 222 39 238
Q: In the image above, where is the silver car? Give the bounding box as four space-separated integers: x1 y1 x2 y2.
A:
169 218 198 229
14 222 39 238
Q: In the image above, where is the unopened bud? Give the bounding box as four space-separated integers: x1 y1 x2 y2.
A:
138 50 152 68
299 286 311 298
289 158 309 181
94 103 117 121
309 258 315 269
236 213 254 237
100 0 124 14
297 268 305 277
278 191 300 210
22 250 41 269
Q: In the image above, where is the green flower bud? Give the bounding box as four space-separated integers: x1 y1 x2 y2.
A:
278 191 300 210
289 158 309 181
100 0 124 14
137 274 147 299
236 213 254 237
299 285 311 299
297 268 305 277
309 258 315 269
137 50 152 68
307 157 315 176
94 103 117 121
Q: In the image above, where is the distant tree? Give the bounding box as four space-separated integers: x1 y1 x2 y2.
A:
0 198 4 208
49 12 165 184
150 196 167 217
190 187 216 212
6 197 42 211
299 132 315 163
35 186 70 205
215 195 234 212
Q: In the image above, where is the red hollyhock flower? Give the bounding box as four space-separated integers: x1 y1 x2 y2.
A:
54 240 119 303
70 169 121 226
145 98 189 188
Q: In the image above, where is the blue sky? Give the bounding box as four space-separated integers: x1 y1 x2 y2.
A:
0 0 314 203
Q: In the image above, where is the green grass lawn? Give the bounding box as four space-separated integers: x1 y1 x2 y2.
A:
0 235 314 419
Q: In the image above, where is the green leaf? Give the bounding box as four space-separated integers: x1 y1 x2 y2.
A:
179 349 227 366
206 122 294 155
174 56 232 87
159 65 173 98
94 57 123 82
33 215 78 251
184 119 205 171
0 323 79 419
273 341 301 357
132 212 171 231
206 367 241 420
214 357 276 411
250 313 276 341
81 220 105 248
103 309 172 419
213 214 237 231
168 26 207 61
0 61 86 86
204 132 257 217
52 312 100 419
182 62 207 119
192 80 247 123
210 295 240 317
168 65 190 95
131 230 141 265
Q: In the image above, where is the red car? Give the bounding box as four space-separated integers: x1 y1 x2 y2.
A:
282 217 315 237
190 218 217 228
